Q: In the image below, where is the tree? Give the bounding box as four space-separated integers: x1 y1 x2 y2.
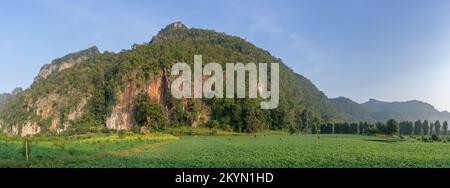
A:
422 120 429 135
359 122 370 134
385 119 399 136
243 107 263 133
320 123 333 134
310 116 321 134
350 123 359 134
135 94 167 131
429 122 434 134
376 122 387 135
443 121 448 135
297 110 312 133
408 121 414 135
399 121 413 135
414 120 422 135
434 121 441 135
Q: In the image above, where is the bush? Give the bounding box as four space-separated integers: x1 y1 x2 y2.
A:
135 94 167 131
288 125 298 135
206 120 221 129
431 134 440 142
422 136 432 143
210 129 218 136
118 130 127 139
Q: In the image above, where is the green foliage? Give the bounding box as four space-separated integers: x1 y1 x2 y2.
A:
117 130 127 139
385 119 400 136
334 123 358 134
422 120 430 135
66 115 103 135
320 123 333 134
414 120 422 135
434 121 441 135
399 121 414 135
431 134 440 142
358 122 372 134
443 121 448 135
135 94 167 131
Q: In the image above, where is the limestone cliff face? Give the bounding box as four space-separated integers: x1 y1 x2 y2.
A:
106 75 169 130
25 93 89 135
0 95 88 136
35 47 100 81
105 71 207 131
106 82 139 130
21 122 41 137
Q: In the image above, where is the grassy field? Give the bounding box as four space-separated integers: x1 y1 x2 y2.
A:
0 132 449 168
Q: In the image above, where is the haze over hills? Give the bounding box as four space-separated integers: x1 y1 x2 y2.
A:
332 97 450 123
0 22 342 136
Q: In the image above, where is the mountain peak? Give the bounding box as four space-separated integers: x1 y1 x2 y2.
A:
164 22 187 30
368 98 379 102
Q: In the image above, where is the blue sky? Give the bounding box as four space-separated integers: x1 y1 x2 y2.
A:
0 0 449 111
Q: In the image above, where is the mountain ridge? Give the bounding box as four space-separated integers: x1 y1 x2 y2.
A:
34 46 100 81
332 97 450 123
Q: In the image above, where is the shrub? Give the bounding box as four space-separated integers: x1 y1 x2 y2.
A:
431 134 440 142
206 120 221 129
135 94 167 131
288 125 298 135
118 130 127 139
210 129 218 136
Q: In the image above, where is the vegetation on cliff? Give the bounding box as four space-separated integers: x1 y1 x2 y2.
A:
0 22 342 136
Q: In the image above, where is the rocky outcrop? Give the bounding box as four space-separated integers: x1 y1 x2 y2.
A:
167 22 187 30
67 98 88 121
106 82 139 130
11 125 19 135
106 74 170 130
35 46 100 81
21 93 89 135
21 122 41 137
147 76 166 104
151 22 187 44
35 93 60 119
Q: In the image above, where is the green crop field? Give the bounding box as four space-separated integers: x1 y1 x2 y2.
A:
1 133 449 168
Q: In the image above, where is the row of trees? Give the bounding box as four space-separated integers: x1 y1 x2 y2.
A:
315 120 448 136
398 120 448 135
317 120 398 135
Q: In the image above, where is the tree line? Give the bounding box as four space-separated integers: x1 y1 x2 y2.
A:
315 119 448 136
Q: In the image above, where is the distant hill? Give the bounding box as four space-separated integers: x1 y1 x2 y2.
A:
0 93 11 106
330 97 376 122
0 88 23 107
332 97 450 123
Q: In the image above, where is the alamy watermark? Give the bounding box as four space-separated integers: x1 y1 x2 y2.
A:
170 55 279 109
